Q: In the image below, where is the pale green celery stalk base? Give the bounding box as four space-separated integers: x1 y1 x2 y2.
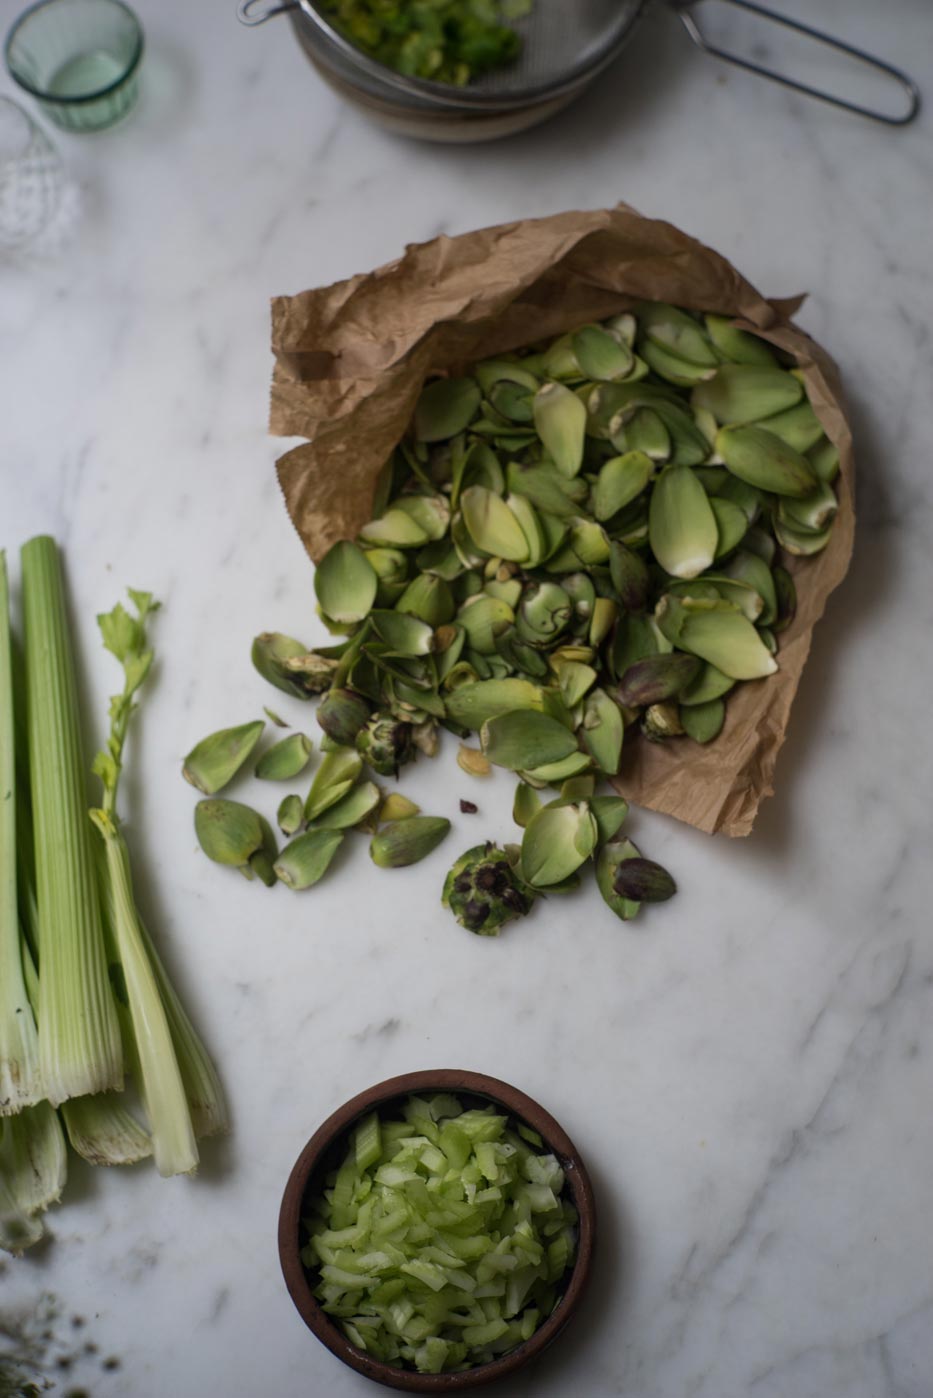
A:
134 909 228 1139
0 1166 43 1254
21 536 123 1104
21 900 151 1169
0 551 43 1113
61 1093 152 1166
0 1100 67 1213
94 817 198 1178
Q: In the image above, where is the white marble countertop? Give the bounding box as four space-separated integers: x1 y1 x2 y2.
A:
3 1 933 1394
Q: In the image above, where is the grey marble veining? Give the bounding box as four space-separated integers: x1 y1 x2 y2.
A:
2 1 932 1394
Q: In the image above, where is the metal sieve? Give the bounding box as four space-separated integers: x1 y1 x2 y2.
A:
239 0 919 136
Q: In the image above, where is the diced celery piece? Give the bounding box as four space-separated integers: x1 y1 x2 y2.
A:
522 1152 565 1192
426 1094 464 1122
463 1319 509 1346
453 1109 507 1142
400 1259 448 1293
387 1299 415 1335
415 1336 451 1374
370 1278 407 1307
517 1122 544 1147
505 1265 541 1318
419 1143 447 1175
401 1315 433 1344
520 1183 559 1213
375 1163 419 1188
320 1264 378 1289
519 1307 540 1342
474 1140 500 1182
355 1112 382 1173
439 1122 471 1171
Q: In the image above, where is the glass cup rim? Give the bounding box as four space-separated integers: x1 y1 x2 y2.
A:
4 0 144 106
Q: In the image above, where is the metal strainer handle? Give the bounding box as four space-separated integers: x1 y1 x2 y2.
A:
237 0 298 25
672 0 920 126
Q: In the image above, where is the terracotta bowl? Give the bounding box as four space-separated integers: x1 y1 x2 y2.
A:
278 1069 596 1391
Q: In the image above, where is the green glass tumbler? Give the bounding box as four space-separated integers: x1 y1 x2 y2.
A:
5 0 144 133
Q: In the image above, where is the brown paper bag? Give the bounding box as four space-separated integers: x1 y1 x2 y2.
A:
269 205 854 838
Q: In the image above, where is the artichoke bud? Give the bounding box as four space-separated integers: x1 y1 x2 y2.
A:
414 376 481 443
194 798 277 885
692 364 803 423
274 829 344 890
595 837 642 922
533 382 587 477
612 856 677 903
370 816 451 869
613 406 670 462
572 323 634 382
314 539 378 627
378 793 421 822
636 302 718 368
642 702 684 741
681 698 726 744
183 721 264 795
716 425 818 498
277 794 305 837
778 481 838 535
309 780 381 831
617 653 702 707
316 688 371 747
516 581 572 646
283 650 341 694
441 842 536 935
252 632 318 698
648 465 718 580
640 339 718 387
255 732 313 781
356 713 416 776
609 540 650 613
703 315 777 367
395 573 456 627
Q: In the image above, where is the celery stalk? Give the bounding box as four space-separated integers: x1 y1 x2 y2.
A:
90 590 197 1177
21 536 123 1104
91 823 197 1175
0 1097 68 1255
0 551 42 1113
91 589 226 1172
61 1093 152 1167
133 910 228 1140
0 1100 67 1214
0 1165 42 1255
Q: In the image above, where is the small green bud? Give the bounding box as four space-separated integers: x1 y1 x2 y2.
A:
612 857 676 903
255 733 313 781
274 829 344 890
316 689 371 747
183 721 264 795
370 817 451 869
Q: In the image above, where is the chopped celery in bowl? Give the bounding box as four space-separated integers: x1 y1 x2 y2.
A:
278 1070 595 1391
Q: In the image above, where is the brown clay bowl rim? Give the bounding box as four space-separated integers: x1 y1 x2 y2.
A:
278 1069 596 1392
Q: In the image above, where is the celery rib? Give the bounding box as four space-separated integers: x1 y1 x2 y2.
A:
60 1093 152 1167
93 816 198 1176
90 587 226 1172
21 537 123 1105
0 551 43 1113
